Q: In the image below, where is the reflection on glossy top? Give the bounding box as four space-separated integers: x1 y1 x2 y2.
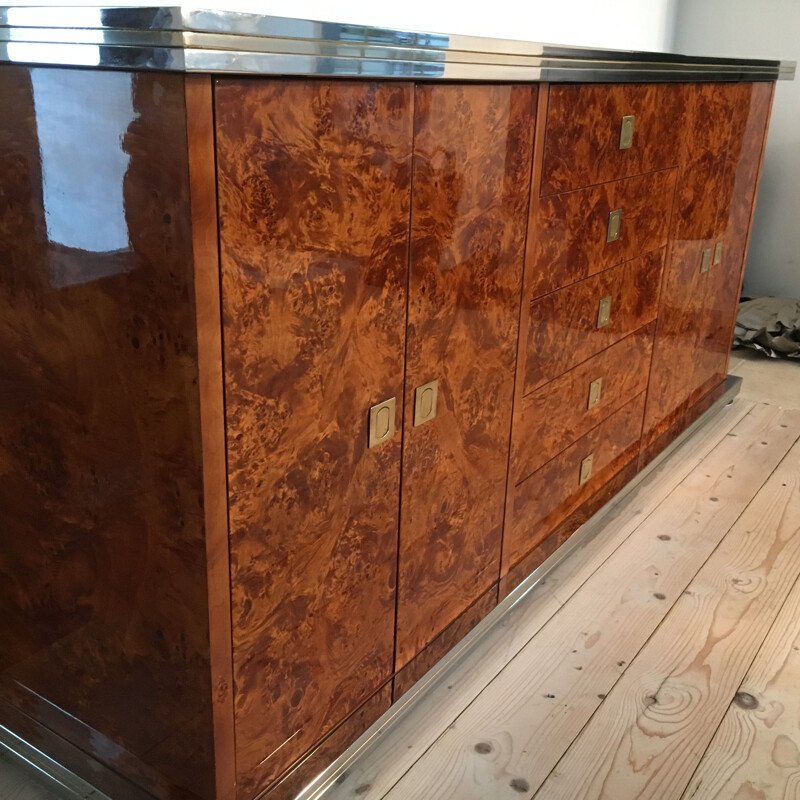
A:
33 68 135 286
0 6 795 81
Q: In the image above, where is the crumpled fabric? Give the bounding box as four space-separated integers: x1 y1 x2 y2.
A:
733 296 800 358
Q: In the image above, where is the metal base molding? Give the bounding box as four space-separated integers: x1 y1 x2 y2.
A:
293 375 743 800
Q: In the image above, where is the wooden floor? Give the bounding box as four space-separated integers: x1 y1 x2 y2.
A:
3 351 800 800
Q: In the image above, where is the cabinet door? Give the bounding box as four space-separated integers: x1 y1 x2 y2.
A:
643 83 732 446
215 79 412 797
645 82 773 448
692 82 773 398
395 84 536 669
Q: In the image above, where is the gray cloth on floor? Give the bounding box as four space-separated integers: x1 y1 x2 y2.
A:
733 296 800 358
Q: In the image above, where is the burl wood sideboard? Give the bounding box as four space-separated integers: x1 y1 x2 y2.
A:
0 8 794 800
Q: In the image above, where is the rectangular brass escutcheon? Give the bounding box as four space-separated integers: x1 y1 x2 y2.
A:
700 247 712 274
579 453 594 486
368 397 396 448
619 115 635 150
606 209 622 243
597 295 612 329
413 379 438 427
587 377 603 410
713 241 723 265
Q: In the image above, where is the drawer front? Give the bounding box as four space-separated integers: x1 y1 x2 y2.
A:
506 392 646 571
524 249 664 395
541 83 684 196
529 169 676 299
512 323 654 484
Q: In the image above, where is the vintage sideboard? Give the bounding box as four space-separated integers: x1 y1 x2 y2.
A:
0 8 794 800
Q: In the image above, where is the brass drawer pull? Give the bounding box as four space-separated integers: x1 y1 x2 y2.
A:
597 295 612 329
413 379 438 427
368 397 396 448
607 209 622 243
579 453 594 486
713 241 723 265
619 115 635 150
587 377 603 410
700 247 712 274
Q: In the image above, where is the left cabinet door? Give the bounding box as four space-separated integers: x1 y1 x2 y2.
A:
214 79 413 798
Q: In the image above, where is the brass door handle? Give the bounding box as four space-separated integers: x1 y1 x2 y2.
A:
607 209 622 243
580 453 594 485
413 379 438 427
700 247 712 274
368 397 396 448
597 296 612 329
713 241 723 265
619 115 635 149
587 377 603 410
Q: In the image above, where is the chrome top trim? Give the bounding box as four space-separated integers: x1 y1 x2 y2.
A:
0 6 795 81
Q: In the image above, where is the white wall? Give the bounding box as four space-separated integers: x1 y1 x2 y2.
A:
672 0 800 299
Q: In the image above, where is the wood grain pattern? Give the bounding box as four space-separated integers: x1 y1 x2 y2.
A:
528 168 676 298
682 530 800 799
717 82 774 382
540 83 684 196
537 414 800 800
694 83 773 397
214 78 413 797
393 583 499 701
506 393 645 572
644 82 771 450
185 74 236 800
643 83 729 448
261 685 392 800
499 459 640 600
326 399 755 800
524 250 664 395
639 379 728 471
395 84 536 669
382 403 800 800
0 66 214 800
513 323 654 484
643 240 712 446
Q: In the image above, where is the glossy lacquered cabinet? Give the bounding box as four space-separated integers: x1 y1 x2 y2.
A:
0 63 774 800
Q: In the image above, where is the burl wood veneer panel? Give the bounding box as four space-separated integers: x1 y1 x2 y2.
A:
693 82 773 398
499 459 640 600
524 249 664 396
393 582 499 701
512 322 654 485
505 393 646 573
0 67 214 800
643 82 770 448
215 79 412 797
395 83 536 669
540 83 684 196
528 168 676 298
260 684 392 800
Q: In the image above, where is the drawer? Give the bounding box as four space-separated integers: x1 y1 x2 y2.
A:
528 169 676 299
512 322 654 485
506 392 646 570
524 249 664 395
541 83 685 196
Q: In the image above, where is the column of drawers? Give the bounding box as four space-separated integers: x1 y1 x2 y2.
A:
503 84 683 582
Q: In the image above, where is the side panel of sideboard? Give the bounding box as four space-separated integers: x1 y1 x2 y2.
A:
0 66 215 800
214 79 412 798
